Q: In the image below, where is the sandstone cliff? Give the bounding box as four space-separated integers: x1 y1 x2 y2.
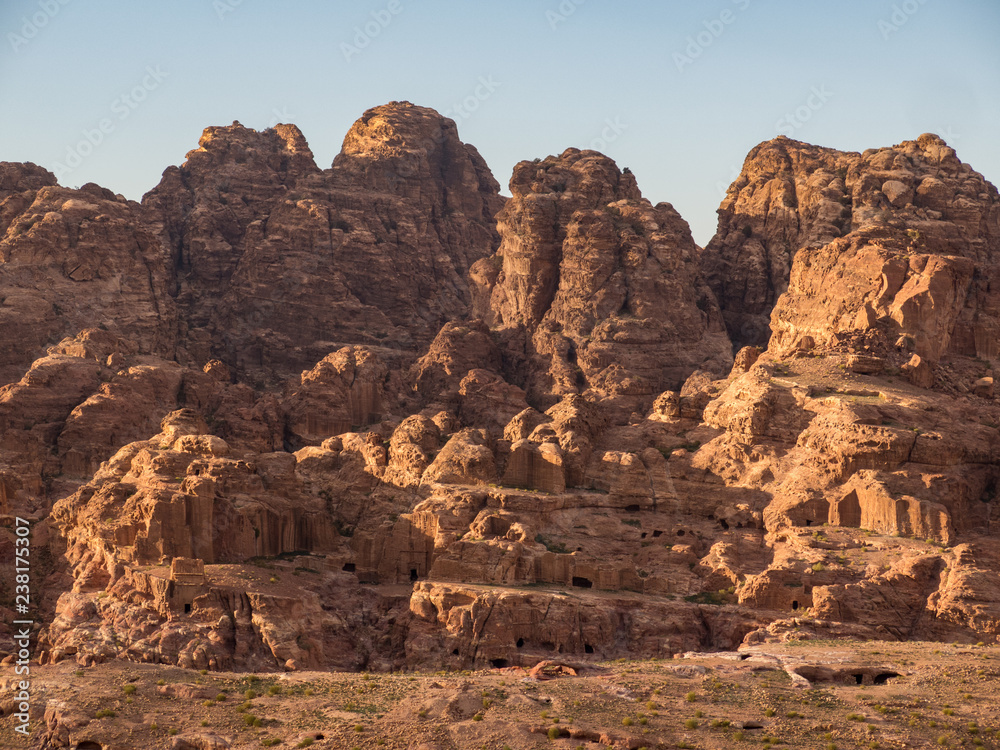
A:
701 133 1000 360
0 114 997 680
144 102 504 379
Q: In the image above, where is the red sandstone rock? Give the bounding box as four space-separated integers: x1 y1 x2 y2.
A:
1 114 999 676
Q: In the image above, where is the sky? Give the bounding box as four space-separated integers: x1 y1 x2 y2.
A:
1 0 998 245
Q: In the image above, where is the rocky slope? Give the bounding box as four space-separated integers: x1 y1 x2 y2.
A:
0 108 998 697
700 133 1000 358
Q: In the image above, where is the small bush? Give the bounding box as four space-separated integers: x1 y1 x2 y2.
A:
548 726 561 740
354 725 365 733
473 713 483 721
268 685 282 696
685 692 698 702
95 709 116 719
684 718 699 729
765 707 776 717
297 740 314 749
123 684 136 695
622 717 634 727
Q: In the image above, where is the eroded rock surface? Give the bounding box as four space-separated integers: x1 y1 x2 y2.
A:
0 116 998 676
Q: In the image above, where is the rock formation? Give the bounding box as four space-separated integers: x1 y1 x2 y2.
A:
474 148 733 408
0 110 998 686
700 133 1000 359
143 102 505 379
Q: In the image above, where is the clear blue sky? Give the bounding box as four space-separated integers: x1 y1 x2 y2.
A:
2 0 998 244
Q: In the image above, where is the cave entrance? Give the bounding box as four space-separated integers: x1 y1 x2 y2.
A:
75 743 103 750
572 576 593 589
491 658 508 668
854 674 864 685
873 672 899 685
342 563 356 572
516 638 525 648
184 603 191 614
409 568 419 582
584 644 594 654
791 601 799 611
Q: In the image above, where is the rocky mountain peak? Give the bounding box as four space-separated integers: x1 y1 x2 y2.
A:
0 161 57 200
334 101 504 225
